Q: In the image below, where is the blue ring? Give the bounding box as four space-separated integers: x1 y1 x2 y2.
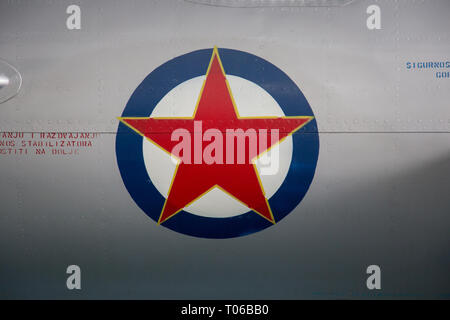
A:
116 48 319 238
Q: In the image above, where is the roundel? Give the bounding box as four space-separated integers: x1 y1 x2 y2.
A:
116 47 319 238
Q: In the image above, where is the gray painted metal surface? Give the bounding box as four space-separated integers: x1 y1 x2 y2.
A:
0 0 449 299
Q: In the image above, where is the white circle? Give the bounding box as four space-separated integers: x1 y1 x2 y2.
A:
143 75 293 218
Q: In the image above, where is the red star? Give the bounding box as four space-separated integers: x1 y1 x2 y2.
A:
119 47 313 224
